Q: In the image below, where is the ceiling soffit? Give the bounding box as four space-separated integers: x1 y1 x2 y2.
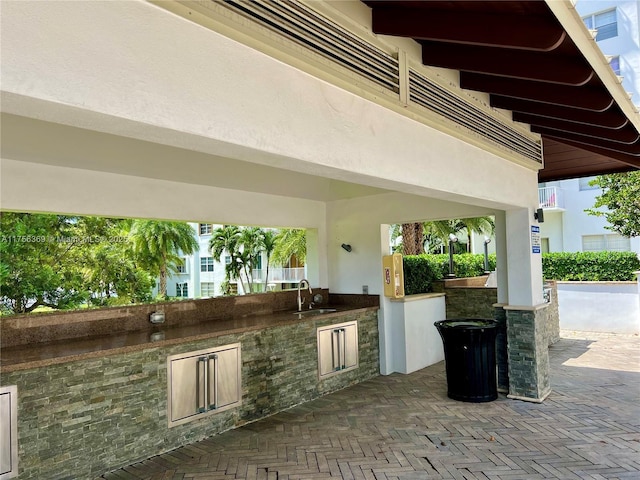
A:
366 0 640 181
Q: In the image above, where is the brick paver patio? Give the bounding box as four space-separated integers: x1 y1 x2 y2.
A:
102 331 640 479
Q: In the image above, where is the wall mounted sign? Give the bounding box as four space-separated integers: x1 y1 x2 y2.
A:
531 225 541 254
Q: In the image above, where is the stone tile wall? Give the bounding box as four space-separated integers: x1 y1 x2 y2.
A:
1 310 379 479
505 307 552 402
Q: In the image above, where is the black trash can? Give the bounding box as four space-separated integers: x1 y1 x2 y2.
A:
434 319 498 403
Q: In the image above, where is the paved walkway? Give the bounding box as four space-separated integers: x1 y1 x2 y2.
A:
102 331 640 479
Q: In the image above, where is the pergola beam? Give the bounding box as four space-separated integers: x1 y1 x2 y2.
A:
421 41 593 86
492 96 629 129
460 72 614 111
371 6 566 51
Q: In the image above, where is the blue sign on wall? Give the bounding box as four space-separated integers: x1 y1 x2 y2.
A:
531 225 541 254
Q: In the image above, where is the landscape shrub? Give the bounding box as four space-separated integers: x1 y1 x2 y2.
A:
542 251 640 281
402 250 638 294
403 253 496 294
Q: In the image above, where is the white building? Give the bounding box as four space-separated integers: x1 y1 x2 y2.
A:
164 223 305 298
538 177 640 254
577 0 640 109
538 1 640 255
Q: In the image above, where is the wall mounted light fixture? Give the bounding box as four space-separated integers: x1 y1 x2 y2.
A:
534 208 545 223
341 243 352 252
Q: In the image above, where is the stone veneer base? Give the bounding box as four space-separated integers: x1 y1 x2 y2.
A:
505 305 552 402
1 310 379 480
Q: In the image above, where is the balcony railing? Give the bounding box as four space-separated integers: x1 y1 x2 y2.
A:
250 267 306 283
538 186 564 209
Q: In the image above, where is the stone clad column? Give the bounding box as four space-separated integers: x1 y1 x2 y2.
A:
493 304 508 393
502 207 550 402
504 304 551 402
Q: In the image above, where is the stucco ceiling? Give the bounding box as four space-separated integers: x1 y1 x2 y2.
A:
364 0 640 181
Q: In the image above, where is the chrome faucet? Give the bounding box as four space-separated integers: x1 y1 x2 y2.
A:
297 278 313 311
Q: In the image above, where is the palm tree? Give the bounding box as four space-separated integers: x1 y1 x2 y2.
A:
209 225 245 294
272 228 306 266
238 227 264 293
423 217 494 253
457 217 494 252
401 223 425 255
261 229 277 291
129 220 198 298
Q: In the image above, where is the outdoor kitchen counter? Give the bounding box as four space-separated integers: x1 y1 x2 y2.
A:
0 305 378 373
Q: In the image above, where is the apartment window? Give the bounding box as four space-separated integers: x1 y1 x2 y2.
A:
201 282 215 297
176 259 187 273
200 257 214 272
176 282 189 297
609 55 620 75
199 223 212 235
578 176 599 191
583 9 617 41
225 255 231 265
582 234 630 252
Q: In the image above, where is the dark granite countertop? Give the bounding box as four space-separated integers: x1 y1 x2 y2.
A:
0 305 378 373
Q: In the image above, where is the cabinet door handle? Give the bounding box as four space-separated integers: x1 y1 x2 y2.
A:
210 354 219 410
333 329 341 371
340 328 346 370
197 357 208 413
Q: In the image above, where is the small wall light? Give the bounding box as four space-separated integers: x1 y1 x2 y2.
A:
534 208 545 223
341 243 352 252
447 234 458 278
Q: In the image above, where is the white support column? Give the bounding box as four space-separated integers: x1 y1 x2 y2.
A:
494 210 509 304
378 224 393 375
505 207 544 307
503 207 551 402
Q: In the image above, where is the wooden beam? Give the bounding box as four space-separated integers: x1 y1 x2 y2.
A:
371 6 566 51
533 129 640 157
460 72 614 111
492 96 629 129
514 113 639 144
421 41 593 86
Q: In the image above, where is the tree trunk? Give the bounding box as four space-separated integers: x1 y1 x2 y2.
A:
402 223 425 255
159 265 167 298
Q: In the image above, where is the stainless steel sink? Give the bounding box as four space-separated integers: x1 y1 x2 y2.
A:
292 308 337 316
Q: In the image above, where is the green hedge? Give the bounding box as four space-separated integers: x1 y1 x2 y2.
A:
541 251 640 281
403 253 496 295
403 251 639 294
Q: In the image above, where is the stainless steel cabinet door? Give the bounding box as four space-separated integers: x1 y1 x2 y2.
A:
169 353 204 423
317 321 358 379
168 343 241 427
211 347 240 409
342 323 358 370
318 327 339 377
0 385 18 479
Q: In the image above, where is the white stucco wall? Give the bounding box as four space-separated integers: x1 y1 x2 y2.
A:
388 295 446 374
557 281 640 334
1 0 539 211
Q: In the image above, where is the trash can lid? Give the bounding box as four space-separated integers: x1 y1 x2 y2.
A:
434 319 496 329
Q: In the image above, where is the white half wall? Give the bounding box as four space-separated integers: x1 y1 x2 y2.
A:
388 295 446 374
557 282 640 334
